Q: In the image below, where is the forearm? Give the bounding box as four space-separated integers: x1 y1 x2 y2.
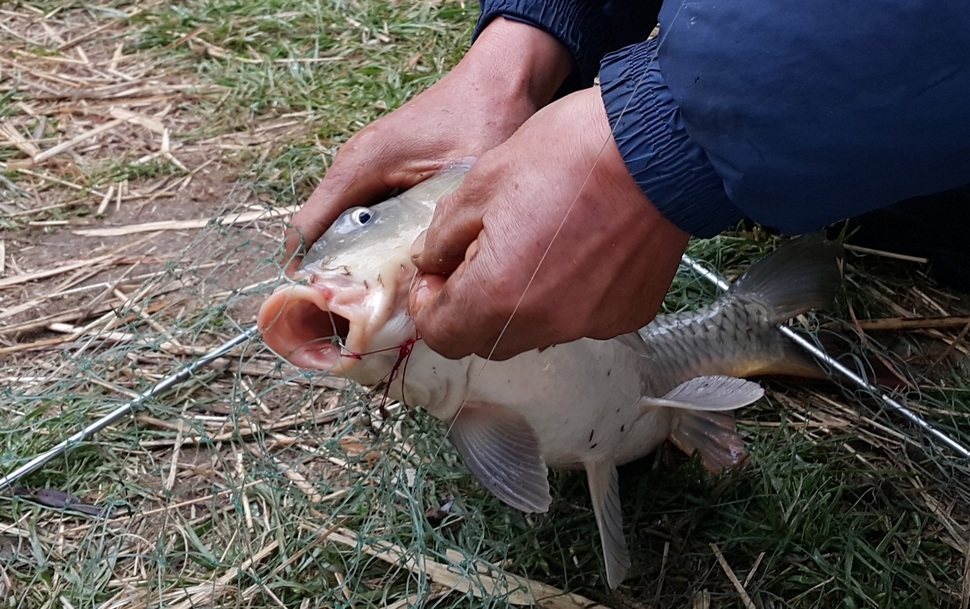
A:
462 16 573 110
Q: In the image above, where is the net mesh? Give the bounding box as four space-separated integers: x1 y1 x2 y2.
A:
4 210 970 607
2 1 970 607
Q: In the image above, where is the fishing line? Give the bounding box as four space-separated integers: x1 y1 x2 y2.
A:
438 2 690 448
481 3 688 364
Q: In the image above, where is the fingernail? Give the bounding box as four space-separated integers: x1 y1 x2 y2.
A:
410 230 427 258
410 275 432 314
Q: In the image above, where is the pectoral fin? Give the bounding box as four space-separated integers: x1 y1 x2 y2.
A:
639 375 764 411
585 459 630 589
448 402 551 514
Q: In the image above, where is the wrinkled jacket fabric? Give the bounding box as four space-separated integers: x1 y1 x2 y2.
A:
475 0 970 237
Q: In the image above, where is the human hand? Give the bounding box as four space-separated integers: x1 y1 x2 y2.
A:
283 17 572 273
408 86 690 360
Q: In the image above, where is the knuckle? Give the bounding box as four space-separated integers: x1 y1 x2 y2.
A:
335 123 386 166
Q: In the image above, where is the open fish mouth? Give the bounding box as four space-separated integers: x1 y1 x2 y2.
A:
257 282 363 372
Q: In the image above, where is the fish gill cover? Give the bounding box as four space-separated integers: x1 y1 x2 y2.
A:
1 2 969 609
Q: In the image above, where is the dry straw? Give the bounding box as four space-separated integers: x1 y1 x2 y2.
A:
2 1 970 607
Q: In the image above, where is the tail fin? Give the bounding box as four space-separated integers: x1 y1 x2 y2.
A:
730 234 843 323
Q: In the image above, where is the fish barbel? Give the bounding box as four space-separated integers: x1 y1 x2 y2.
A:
257 165 842 588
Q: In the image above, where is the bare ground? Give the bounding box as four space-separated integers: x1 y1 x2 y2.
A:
3 3 970 609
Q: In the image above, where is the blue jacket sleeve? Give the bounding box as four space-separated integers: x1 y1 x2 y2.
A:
601 1 970 236
474 0 659 89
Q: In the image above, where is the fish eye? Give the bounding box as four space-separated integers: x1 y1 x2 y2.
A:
351 208 374 225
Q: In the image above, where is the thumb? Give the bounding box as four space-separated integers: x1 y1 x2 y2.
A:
408 244 496 360
410 188 485 275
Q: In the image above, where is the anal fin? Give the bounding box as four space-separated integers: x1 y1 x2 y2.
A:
448 402 551 514
585 459 630 589
669 410 747 472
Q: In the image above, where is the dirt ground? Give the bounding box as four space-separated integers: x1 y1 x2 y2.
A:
0 3 304 361
4 3 970 609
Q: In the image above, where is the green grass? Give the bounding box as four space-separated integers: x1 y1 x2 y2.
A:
129 0 475 206
2 2 970 608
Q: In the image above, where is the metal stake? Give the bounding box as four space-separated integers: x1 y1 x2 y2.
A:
0 325 259 493
681 253 970 459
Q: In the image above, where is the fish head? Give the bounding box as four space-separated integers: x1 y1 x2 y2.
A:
257 165 468 382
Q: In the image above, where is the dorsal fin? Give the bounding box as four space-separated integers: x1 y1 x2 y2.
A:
730 234 843 323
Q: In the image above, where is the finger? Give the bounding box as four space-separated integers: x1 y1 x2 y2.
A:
414 273 543 361
294 164 407 241
282 227 309 276
411 188 486 275
282 169 383 265
409 272 472 359
410 246 501 359
408 270 445 319
411 236 547 361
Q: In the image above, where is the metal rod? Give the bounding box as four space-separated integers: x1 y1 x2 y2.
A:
680 254 970 459
0 325 259 493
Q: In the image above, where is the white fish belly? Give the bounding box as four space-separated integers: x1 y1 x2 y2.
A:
403 338 674 470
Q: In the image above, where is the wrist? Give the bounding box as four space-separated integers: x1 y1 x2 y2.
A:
462 17 572 109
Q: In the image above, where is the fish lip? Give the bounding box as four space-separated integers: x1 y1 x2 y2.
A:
257 280 367 373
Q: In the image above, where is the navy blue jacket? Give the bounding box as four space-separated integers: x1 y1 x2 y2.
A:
475 1 970 237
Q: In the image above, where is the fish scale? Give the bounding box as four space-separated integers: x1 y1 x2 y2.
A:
639 300 795 391
257 165 842 588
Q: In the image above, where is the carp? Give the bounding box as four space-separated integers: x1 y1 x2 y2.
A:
257 165 841 587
